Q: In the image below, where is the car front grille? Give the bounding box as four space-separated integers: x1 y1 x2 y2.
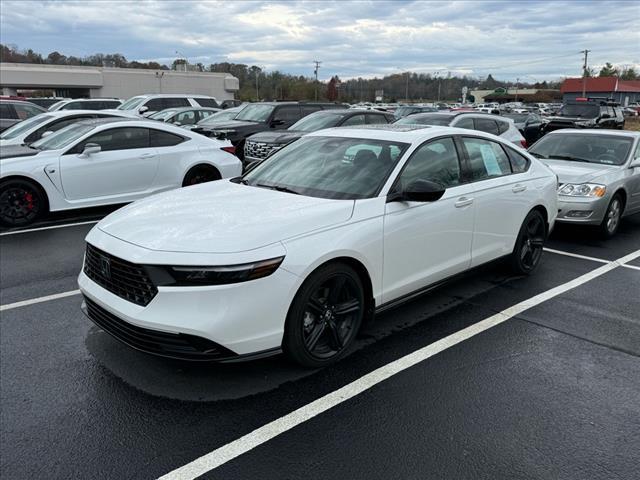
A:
244 140 282 160
84 243 157 307
83 297 237 361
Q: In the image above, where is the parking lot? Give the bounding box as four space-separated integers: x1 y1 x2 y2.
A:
1 208 638 479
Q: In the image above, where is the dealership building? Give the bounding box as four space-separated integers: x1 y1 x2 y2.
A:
560 77 640 105
0 62 239 101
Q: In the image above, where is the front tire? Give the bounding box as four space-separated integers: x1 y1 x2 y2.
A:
283 263 365 368
600 194 623 238
0 179 47 227
510 210 546 275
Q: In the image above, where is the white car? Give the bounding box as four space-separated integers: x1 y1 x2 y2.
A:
48 98 123 111
396 112 527 147
0 118 241 226
78 125 557 367
115 94 220 117
0 110 130 147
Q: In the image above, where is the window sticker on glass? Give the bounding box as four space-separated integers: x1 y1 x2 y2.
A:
480 144 502 176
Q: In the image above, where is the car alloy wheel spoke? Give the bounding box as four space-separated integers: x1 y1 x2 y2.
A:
307 297 326 315
326 320 344 350
304 323 325 351
334 298 360 316
530 236 545 248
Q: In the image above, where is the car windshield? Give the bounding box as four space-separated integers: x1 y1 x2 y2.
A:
396 114 453 126
289 112 345 132
558 104 599 118
529 134 633 166
149 109 178 121
30 123 96 151
503 114 528 122
47 100 66 111
0 114 53 139
242 135 409 199
117 96 146 110
197 106 245 125
234 104 275 122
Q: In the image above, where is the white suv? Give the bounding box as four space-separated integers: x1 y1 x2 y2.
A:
396 112 528 147
116 94 220 117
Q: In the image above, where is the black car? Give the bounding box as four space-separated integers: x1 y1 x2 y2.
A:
244 109 395 165
502 112 544 144
542 100 625 133
0 100 46 132
26 97 66 109
192 102 347 162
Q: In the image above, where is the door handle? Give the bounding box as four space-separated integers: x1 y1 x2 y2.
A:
512 184 527 193
454 197 474 208
139 153 155 159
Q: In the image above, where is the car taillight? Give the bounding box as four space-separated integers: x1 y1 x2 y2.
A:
221 146 236 154
520 139 528 148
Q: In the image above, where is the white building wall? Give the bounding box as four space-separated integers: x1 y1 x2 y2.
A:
0 63 239 101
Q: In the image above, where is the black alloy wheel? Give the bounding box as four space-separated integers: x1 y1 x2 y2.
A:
0 180 45 227
182 166 220 187
510 210 546 275
600 194 623 238
284 263 365 367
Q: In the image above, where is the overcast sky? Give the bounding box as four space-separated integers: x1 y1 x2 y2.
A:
1 0 639 81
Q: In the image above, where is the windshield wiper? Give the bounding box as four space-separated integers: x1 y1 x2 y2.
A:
254 183 301 195
549 155 591 163
530 152 547 159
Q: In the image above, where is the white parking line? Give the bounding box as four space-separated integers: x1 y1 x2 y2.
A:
543 247 610 264
0 220 99 237
158 248 640 480
622 263 640 271
0 290 81 312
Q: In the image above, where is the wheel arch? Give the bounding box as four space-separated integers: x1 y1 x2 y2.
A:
182 163 222 186
531 204 549 234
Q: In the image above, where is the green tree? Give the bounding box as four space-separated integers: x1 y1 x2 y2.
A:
620 67 639 80
598 62 619 77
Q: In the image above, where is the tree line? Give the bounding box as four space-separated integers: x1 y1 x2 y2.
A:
2 44 636 102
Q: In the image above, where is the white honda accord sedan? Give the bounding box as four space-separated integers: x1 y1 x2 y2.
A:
79 125 557 367
0 118 241 226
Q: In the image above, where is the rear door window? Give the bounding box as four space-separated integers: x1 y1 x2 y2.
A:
366 114 388 124
193 98 219 108
461 137 512 180
473 118 500 136
301 105 322 116
341 114 366 126
0 103 16 119
496 120 510 134
505 147 531 173
163 98 190 109
174 110 197 125
454 117 474 129
274 106 301 122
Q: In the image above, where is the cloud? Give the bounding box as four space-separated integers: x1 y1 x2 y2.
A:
1 0 638 81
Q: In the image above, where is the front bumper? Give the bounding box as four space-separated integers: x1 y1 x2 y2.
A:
555 195 609 225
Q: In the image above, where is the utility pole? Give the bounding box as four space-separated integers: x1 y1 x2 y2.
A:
255 68 260 101
405 72 409 102
435 72 442 102
581 49 591 97
313 60 322 101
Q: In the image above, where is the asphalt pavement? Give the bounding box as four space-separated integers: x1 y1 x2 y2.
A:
1 212 639 479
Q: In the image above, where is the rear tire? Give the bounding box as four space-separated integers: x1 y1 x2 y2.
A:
509 210 546 275
0 179 47 227
283 263 365 368
182 165 221 187
599 194 623 239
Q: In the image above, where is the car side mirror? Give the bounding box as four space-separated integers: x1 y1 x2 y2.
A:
271 119 285 127
172 121 182 126
390 179 446 202
41 130 54 138
138 106 149 114
600 113 611 119
630 158 640 168
81 143 101 156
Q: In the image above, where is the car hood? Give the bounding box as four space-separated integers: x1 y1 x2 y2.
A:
0 145 41 160
198 120 260 130
541 159 617 184
98 180 355 254
247 130 305 144
545 116 595 123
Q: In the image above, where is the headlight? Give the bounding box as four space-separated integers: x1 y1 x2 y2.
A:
161 256 285 286
574 120 594 127
558 183 606 197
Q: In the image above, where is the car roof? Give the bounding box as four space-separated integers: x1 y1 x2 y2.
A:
306 124 522 144
132 94 217 99
1 99 45 106
74 117 148 127
545 129 640 138
154 107 220 113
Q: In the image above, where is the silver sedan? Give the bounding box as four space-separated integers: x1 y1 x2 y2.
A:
528 129 640 237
